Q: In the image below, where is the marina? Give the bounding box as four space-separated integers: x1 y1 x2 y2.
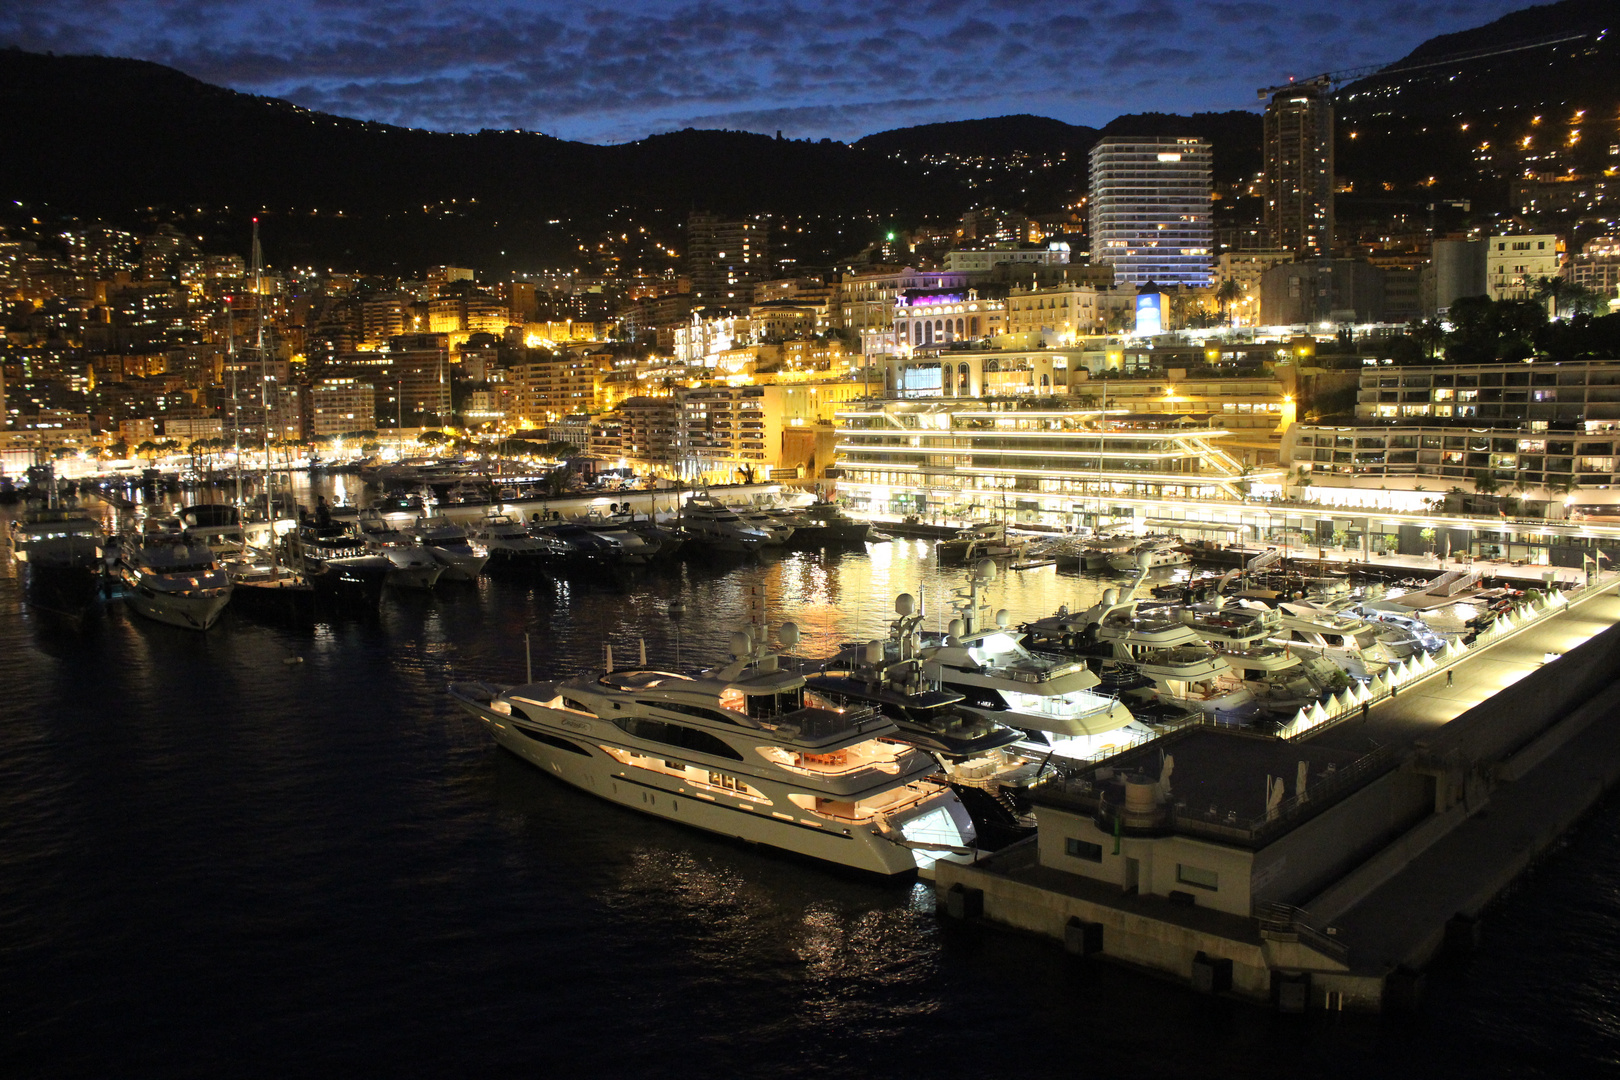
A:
7 478 1620 1074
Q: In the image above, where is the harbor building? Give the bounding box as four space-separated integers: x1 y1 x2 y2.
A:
1088 136 1214 289
834 399 1255 525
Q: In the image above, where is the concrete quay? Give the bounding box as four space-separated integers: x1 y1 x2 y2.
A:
935 577 1620 1013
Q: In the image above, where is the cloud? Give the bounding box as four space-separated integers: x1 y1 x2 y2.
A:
0 0 1542 141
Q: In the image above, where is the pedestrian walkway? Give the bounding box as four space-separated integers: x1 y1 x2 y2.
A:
1307 586 1620 752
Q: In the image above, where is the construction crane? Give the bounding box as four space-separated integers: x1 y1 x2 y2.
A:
1258 28 1597 99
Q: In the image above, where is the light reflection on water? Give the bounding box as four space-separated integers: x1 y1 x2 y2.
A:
1 487 1618 1077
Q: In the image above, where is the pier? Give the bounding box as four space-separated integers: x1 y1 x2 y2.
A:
936 574 1620 1012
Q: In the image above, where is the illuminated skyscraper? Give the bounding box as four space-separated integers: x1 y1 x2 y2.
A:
1088 136 1213 288
1263 77 1335 260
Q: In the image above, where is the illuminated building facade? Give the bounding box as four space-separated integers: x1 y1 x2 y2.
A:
1263 79 1335 261
835 400 1249 525
890 290 1004 352
1088 136 1214 288
310 377 377 438
1487 234 1563 301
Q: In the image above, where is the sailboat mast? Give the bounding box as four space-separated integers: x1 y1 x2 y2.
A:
228 302 242 511
253 219 278 573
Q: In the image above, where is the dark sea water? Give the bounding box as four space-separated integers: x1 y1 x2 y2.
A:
4 489 1620 1078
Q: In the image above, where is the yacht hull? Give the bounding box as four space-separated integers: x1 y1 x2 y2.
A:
452 689 965 878
426 546 489 581
124 585 232 630
230 575 317 623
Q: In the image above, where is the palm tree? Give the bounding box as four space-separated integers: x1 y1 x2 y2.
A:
1216 277 1242 320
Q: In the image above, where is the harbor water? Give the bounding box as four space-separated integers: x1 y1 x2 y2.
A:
3 486 1619 1078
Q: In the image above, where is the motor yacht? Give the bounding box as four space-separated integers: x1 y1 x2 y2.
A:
448 618 975 877
355 510 443 590
1022 575 1255 721
1181 601 1347 715
680 495 772 552
284 523 391 609
724 502 796 545
918 563 1139 758
178 504 248 559
794 499 872 545
1269 600 1399 680
473 511 559 567
10 506 105 617
413 515 490 581
936 522 1028 564
802 593 1039 849
117 518 233 630
1106 537 1189 573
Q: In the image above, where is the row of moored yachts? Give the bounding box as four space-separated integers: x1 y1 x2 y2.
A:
446 557 1447 879
7 493 873 630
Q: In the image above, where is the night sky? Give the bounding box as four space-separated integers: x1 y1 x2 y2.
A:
1 0 1535 143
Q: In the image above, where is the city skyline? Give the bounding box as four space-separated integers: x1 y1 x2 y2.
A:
0 0 1536 144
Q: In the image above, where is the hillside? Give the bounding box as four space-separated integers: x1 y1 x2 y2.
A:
0 50 962 271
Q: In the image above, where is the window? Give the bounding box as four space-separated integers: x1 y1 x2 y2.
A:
1066 838 1103 862
1176 863 1219 891
614 717 743 760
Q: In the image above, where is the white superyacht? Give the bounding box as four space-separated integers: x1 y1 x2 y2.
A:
919 562 1140 758
448 620 975 877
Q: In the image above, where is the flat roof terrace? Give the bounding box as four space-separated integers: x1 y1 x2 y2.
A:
1031 725 1373 848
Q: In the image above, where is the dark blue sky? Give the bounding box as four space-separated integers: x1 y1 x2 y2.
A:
1 0 1533 143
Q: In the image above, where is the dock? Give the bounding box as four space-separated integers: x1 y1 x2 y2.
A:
935 575 1620 1012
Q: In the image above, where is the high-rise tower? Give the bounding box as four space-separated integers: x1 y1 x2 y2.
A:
1263 77 1335 260
1088 136 1214 288
686 212 772 307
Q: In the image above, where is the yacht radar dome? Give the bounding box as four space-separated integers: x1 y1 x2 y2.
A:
995 609 1010 629
974 559 997 582
778 621 800 647
1103 588 1119 605
729 631 751 658
895 593 915 616
948 618 965 637
865 639 884 665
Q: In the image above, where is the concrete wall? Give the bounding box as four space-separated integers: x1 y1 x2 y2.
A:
1038 807 1257 917
1250 767 1434 907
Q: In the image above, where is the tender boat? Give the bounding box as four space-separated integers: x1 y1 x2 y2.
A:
448 618 975 877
